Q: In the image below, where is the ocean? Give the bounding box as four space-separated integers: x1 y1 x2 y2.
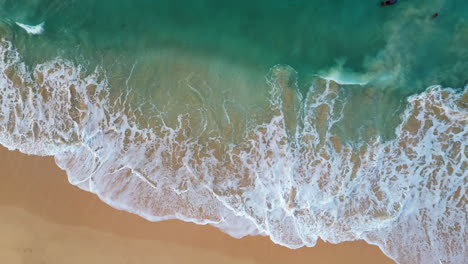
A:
0 0 466 263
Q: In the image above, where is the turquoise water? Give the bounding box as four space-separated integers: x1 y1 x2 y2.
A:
0 1 467 263
2 0 467 141
2 0 465 143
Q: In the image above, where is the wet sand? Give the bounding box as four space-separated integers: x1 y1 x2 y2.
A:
0 146 395 264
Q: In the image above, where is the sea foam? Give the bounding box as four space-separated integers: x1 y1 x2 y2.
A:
0 40 466 264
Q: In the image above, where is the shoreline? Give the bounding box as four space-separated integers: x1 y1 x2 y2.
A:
0 146 395 263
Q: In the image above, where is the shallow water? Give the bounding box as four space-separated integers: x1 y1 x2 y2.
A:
0 1 467 263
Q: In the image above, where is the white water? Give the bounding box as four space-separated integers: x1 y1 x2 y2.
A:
0 40 466 264
15 22 45 35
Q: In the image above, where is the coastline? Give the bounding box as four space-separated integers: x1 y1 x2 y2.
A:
0 145 395 263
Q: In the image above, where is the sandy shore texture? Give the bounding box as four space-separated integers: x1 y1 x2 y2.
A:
0 146 395 264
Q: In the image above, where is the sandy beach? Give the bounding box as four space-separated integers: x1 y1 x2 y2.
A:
0 146 395 264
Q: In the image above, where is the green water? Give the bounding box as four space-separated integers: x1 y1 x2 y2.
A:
1 0 467 142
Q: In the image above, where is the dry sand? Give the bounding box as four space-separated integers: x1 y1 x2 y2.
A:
0 146 395 264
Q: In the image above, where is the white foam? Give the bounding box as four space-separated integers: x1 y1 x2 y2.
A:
316 59 372 85
15 22 45 35
0 40 466 264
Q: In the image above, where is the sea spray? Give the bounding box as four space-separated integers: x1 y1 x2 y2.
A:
1 40 466 263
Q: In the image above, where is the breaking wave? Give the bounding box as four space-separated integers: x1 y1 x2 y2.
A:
0 40 466 264
15 21 45 35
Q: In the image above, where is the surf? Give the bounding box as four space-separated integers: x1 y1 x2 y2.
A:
0 39 466 264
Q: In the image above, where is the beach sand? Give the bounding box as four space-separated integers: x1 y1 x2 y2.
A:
0 146 395 264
